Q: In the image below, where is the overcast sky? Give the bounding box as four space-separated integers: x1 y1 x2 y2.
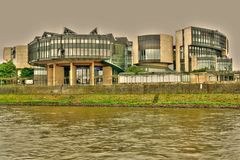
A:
0 0 239 69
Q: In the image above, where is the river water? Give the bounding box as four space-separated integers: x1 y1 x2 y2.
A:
0 106 240 160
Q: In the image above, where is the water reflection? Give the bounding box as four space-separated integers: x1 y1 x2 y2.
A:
0 106 240 160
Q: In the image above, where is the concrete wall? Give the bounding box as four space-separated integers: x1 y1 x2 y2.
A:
160 34 173 63
3 46 31 68
175 27 192 72
103 66 112 85
3 47 11 61
184 27 192 72
47 65 53 86
53 64 64 86
1 83 240 94
14 45 31 69
175 30 182 72
133 37 138 64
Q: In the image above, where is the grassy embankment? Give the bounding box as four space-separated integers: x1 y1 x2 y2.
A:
0 94 240 108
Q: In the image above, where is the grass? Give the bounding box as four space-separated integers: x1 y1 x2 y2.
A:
0 94 240 108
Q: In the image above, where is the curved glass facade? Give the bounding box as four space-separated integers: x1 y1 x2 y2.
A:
189 27 231 71
192 27 228 50
188 46 221 58
138 35 160 62
28 34 114 63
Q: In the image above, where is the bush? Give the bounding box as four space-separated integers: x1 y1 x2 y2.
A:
21 68 34 78
125 65 145 74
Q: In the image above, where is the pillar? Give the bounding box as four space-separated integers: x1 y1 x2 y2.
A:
90 62 95 85
47 65 53 86
103 66 112 85
53 64 64 86
70 63 76 86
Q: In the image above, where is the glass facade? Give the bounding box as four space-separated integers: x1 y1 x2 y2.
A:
28 29 132 72
188 27 232 72
192 27 227 51
33 66 47 85
28 28 133 86
112 43 125 69
76 66 90 85
138 35 160 62
217 58 232 71
29 34 114 62
196 58 216 70
188 46 221 58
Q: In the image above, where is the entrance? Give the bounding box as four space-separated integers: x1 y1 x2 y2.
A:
76 66 90 85
64 66 70 84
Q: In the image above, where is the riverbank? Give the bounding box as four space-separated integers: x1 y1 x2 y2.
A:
0 94 240 109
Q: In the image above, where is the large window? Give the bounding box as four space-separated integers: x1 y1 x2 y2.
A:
192 27 227 50
139 49 160 61
196 58 216 70
29 35 114 62
188 46 220 58
138 35 160 61
217 58 232 71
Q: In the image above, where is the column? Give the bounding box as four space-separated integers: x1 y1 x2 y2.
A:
47 65 53 86
103 66 112 85
53 64 64 86
70 63 76 86
90 62 95 85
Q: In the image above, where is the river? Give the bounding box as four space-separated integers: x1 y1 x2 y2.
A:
0 106 240 160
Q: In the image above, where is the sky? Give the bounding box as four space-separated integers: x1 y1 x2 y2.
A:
0 0 239 69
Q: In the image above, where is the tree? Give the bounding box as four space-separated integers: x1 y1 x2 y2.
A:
0 60 16 78
20 68 34 78
125 65 145 74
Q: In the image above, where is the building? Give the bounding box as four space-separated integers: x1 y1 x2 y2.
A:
2 26 237 85
28 27 132 86
3 45 31 76
133 26 233 74
175 26 232 72
136 34 174 72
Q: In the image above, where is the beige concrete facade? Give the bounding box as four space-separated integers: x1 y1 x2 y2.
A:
70 63 76 86
133 37 139 64
14 46 31 69
175 30 182 72
103 66 113 85
53 64 64 86
190 73 209 83
160 34 173 63
90 62 95 85
47 65 53 86
3 47 11 61
3 45 31 69
175 27 192 72
183 28 192 72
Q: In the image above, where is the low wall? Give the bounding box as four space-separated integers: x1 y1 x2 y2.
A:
0 83 240 94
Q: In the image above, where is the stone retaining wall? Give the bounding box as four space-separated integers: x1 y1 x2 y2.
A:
0 83 240 94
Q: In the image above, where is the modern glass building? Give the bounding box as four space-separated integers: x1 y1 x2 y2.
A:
175 26 232 72
137 34 174 72
28 27 132 86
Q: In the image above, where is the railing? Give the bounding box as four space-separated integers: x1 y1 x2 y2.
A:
118 74 190 84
